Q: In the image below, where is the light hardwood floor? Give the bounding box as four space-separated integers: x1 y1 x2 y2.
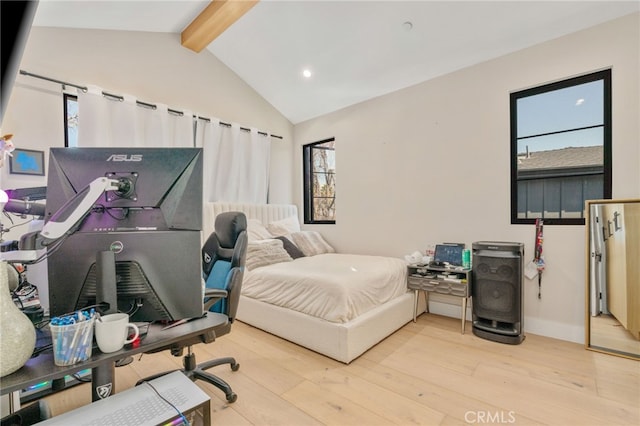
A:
42 314 640 425
590 313 640 356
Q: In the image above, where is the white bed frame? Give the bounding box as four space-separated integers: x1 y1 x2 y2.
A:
205 202 417 363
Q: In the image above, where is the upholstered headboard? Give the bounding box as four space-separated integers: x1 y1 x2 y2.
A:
203 202 298 240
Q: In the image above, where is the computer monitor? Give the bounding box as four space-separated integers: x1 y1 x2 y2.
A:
433 244 464 267
45 147 204 322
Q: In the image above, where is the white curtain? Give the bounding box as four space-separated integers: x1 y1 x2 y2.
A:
195 117 222 202
196 119 270 204
77 86 270 202
77 85 193 147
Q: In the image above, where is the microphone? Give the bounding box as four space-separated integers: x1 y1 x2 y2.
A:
3 199 46 217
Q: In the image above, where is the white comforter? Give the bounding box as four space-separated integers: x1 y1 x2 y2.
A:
241 253 408 323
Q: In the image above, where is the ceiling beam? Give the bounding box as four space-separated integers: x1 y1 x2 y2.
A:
181 0 259 53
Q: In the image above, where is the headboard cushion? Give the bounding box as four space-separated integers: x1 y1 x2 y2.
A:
203 202 298 242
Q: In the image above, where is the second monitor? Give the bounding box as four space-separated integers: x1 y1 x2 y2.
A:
45 147 204 322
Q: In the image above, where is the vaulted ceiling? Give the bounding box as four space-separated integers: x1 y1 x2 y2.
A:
32 0 640 124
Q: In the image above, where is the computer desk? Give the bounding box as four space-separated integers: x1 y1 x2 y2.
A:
0 312 228 408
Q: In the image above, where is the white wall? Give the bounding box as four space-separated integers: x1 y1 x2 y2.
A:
294 13 640 343
0 27 295 204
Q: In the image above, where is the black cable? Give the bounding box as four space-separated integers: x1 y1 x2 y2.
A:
125 298 146 318
31 343 52 357
72 372 91 383
23 233 68 265
93 204 130 221
33 317 50 330
143 381 190 425
11 283 37 308
2 215 35 229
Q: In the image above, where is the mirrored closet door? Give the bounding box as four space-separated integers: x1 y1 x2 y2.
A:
585 199 639 359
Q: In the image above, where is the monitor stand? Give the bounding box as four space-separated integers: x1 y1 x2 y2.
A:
95 250 133 368
96 250 117 315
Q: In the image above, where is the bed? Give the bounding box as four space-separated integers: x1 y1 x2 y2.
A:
203 202 417 363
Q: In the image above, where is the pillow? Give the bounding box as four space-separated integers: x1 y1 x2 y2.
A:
266 216 301 237
246 239 293 270
274 236 305 259
289 231 335 257
247 218 274 242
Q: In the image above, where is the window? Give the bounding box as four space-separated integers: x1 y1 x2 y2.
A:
510 69 611 225
303 138 335 224
64 93 78 147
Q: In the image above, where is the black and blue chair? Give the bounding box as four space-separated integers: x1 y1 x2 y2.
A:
138 211 247 403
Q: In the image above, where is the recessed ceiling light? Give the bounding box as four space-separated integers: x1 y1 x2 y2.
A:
403 21 413 31
302 69 312 79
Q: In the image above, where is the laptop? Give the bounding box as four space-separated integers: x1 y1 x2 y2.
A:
431 244 464 267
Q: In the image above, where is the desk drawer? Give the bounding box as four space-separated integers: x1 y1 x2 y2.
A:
408 274 469 296
449 282 468 296
408 276 439 291
433 281 468 297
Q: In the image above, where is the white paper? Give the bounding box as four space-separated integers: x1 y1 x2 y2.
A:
525 260 539 280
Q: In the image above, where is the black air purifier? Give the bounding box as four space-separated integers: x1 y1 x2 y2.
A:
472 241 525 344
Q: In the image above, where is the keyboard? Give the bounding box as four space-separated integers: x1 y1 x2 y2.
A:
37 371 209 426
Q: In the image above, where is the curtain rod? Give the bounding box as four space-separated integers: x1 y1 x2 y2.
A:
19 69 283 140
20 70 88 92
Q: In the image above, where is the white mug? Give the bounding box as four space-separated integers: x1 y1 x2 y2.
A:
95 313 139 353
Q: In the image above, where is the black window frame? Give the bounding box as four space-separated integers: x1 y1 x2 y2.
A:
303 138 336 224
510 69 612 225
63 93 78 148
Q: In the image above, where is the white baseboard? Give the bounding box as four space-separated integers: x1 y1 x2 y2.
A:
524 316 584 344
426 297 584 344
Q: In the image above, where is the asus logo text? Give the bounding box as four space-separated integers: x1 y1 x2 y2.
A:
106 154 143 162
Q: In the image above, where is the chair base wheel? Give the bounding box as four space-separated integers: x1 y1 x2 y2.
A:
227 392 237 403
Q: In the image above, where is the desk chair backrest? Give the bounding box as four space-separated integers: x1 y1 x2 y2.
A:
201 211 247 322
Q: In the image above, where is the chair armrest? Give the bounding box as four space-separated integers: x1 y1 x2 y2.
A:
204 288 228 311
204 288 227 298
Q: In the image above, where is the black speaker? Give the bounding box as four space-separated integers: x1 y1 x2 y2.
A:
472 241 525 344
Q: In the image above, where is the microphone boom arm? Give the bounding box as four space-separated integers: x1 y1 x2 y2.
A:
0 177 122 263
